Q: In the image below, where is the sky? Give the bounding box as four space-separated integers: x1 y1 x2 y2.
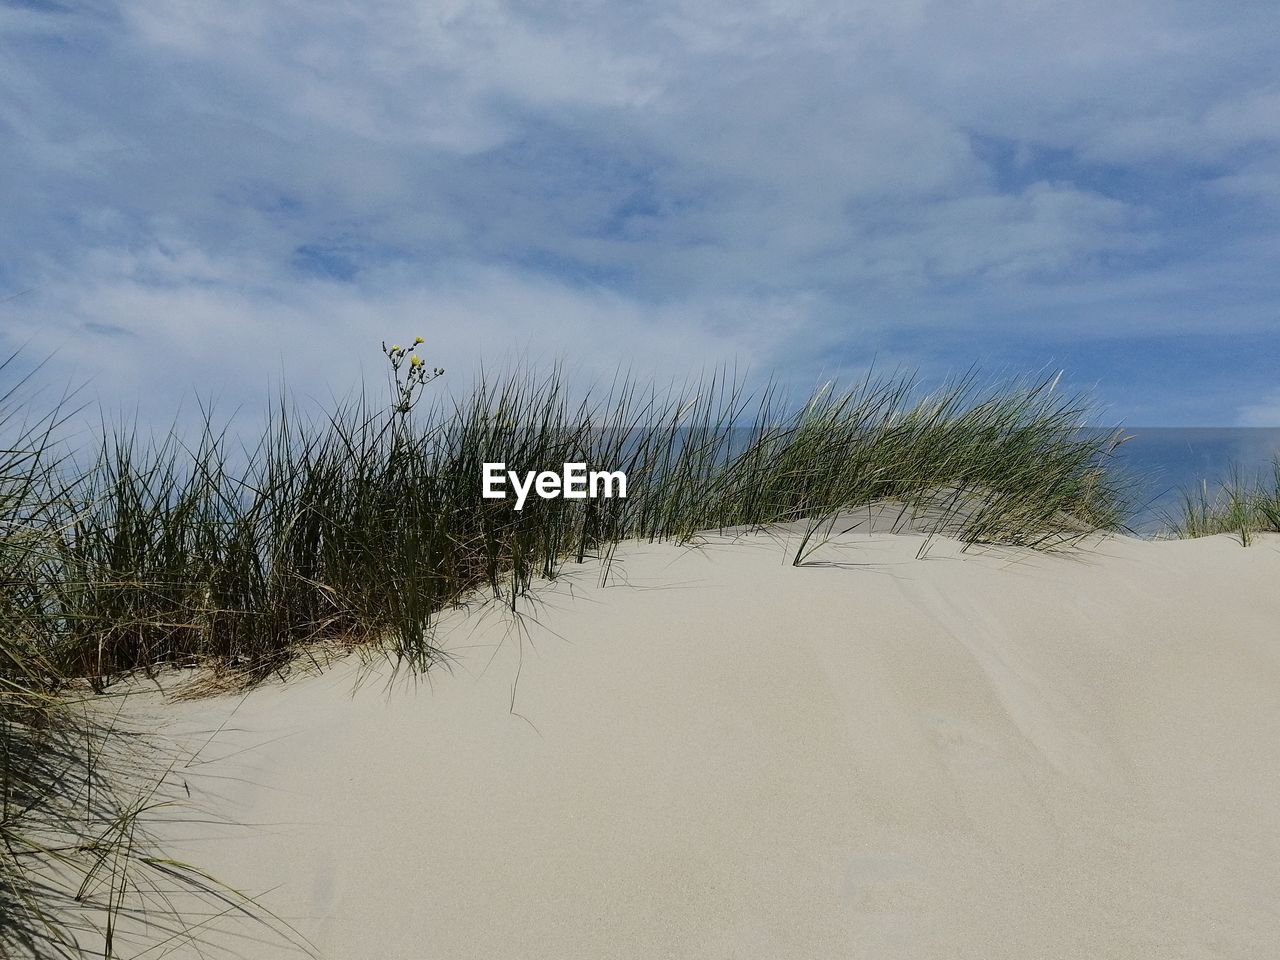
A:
1 0 1278 427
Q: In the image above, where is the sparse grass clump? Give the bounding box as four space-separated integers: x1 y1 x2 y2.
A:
1 353 1131 955
1168 461 1280 545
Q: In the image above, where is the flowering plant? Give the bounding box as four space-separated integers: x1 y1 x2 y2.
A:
382 336 444 414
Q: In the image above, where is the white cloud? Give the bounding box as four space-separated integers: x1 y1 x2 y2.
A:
1238 391 1280 428
1 0 1278 423
3 235 831 434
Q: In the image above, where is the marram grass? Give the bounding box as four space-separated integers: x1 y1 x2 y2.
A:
2 356 1133 956
1166 461 1280 545
30 366 1132 683
1 353 310 959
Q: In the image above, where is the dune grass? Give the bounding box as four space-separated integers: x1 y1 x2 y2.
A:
1 357 308 959
1 355 1131 956
1167 461 1280 545
0 359 162 956
27 365 1131 683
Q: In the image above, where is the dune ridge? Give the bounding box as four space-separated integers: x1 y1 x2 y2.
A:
119 529 1280 959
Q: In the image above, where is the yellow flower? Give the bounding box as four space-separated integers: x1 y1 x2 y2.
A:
414 336 425 345
390 344 402 352
410 354 423 367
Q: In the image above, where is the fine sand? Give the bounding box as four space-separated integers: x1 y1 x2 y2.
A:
115 527 1280 959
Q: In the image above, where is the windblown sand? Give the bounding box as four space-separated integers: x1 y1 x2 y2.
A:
124 529 1280 959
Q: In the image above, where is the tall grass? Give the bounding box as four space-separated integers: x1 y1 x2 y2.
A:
2 358 1130 955
1168 461 1280 544
16 364 1130 685
1 356 305 958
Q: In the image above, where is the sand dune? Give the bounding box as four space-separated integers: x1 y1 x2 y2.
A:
120 529 1280 959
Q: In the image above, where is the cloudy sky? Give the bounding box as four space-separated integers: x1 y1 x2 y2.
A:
2 0 1278 426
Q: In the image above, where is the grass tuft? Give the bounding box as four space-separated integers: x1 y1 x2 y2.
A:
1166 460 1280 545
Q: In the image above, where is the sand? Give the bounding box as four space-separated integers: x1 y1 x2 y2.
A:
113 528 1280 959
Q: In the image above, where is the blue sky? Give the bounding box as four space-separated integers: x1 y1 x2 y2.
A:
1 0 1278 425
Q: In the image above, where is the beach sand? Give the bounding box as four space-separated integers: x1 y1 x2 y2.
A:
116 527 1280 959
